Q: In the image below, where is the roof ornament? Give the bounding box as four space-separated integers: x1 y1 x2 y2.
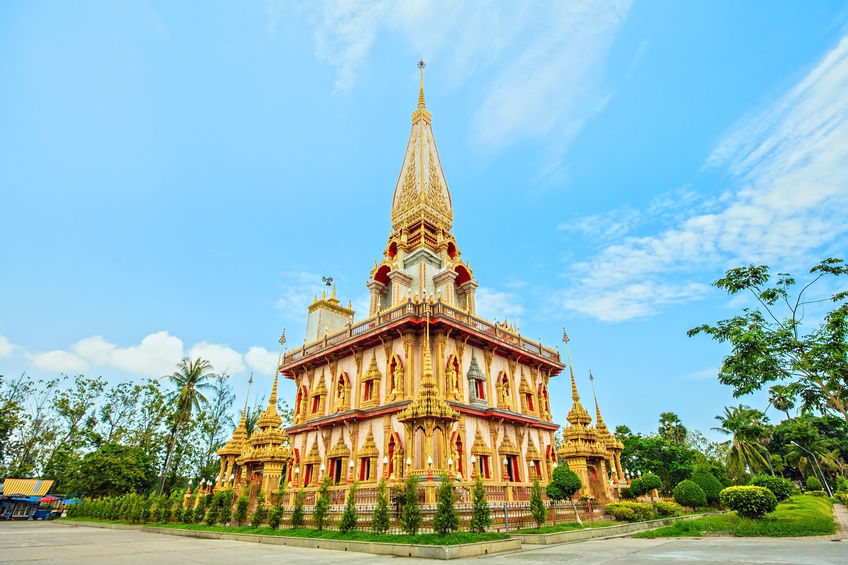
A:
417 59 427 109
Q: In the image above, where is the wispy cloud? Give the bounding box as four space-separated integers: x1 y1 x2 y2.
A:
0 335 16 358
298 0 631 167
560 35 848 322
476 286 524 323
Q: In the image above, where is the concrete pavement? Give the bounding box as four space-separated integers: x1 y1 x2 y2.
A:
0 521 844 564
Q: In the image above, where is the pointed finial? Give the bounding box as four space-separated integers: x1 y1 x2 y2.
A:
562 327 579 401
331 283 336 299
321 289 326 300
590 370 604 425
417 59 426 109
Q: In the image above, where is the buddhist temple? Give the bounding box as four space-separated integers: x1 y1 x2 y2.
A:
216 62 625 505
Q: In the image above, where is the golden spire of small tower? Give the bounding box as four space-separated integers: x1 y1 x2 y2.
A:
589 370 607 430
417 59 427 109
562 327 591 426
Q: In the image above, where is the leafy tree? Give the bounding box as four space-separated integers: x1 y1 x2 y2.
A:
235 488 250 526
68 442 156 497
713 405 773 479
628 477 644 497
620 433 696 493
806 475 823 491
373 478 391 534
768 385 795 421
691 471 722 505
205 500 219 525
546 463 582 525
658 412 687 444
158 357 216 494
250 490 267 527
529 476 547 527
469 474 491 533
640 473 663 503
750 474 795 501
673 479 706 510
290 490 305 528
339 481 358 533
688 259 848 422
433 473 459 536
400 474 422 535
313 476 331 530
219 489 233 525
190 375 235 483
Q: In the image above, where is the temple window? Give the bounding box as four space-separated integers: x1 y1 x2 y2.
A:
304 464 314 485
329 457 344 484
360 355 382 408
504 455 519 482
358 458 371 481
477 455 491 479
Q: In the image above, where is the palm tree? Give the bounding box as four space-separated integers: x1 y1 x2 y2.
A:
713 405 773 478
157 357 216 493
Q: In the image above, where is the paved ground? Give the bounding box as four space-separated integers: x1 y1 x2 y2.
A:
0 521 844 565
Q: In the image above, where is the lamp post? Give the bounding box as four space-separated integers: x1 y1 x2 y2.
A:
293 466 300 487
447 457 454 479
383 456 390 480
503 457 510 482
791 441 833 496
470 454 477 479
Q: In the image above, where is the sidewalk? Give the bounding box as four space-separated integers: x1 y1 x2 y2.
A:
832 503 848 541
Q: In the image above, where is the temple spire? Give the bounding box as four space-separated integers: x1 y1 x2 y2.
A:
590 370 605 427
240 373 253 425
269 329 286 406
417 59 427 109
563 328 579 401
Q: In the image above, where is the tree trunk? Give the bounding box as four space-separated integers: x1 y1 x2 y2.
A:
570 499 582 526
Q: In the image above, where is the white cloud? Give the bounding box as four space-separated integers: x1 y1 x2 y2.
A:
245 346 278 375
274 271 325 320
561 35 848 322
301 1 631 165
0 335 15 358
188 342 246 376
71 331 185 377
476 287 524 323
683 367 720 381
32 350 89 372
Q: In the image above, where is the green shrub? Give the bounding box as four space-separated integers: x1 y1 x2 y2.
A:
400 475 422 535
290 490 305 528
835 476 848 494
807 490 826 497
267 505 282 529
605 501 653 522
312 477 331 531
750 475 796 502
719 486 778 519
339 482 358 533
235 490 249 526
640 473 663 502
372 479 391 534
433 473 459 536
469 474 492 533
673 480 707 510
654 500 682 516
250 491 267 528
628 478 644 496
692 471 723 505
606 506 636 522
618 487 635 500
806 476 822 491
838 493 848 505
529 476 547 527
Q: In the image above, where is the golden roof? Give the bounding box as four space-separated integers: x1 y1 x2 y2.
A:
390 62 453 234
2 478 54 496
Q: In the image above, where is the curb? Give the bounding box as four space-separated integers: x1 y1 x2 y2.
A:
511 512 726 545
141 527 521 559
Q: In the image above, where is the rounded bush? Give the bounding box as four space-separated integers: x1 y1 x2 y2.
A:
628 478 645 496
719 486 778 519
692 471 723 505
653 500 682 517
607 505 636 522
673 480 707 510
605 501 653 522
750 474 796 502
806 476 822 491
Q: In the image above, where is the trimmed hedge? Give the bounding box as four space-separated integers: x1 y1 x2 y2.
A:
605 501 653 522
805 476 822 491
806 490 827 497
750 475 796 502
653 500 682 517
673 480 707 510
692 471 723 505
719 486 778 519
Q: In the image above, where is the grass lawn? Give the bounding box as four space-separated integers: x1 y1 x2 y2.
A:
635 495 835 538
62 518 509 546
516 520 617 534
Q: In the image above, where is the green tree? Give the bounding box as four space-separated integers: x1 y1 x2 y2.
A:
546 463 582 525
312 476 331 530
372 478 390 534
691 471 723 505
658 412 688 444
469 474 492 533
158 357 216 494
68 443 156 497
235 488 250 526
290 490 305 528
529 476 547 527
640 473 663 503
250 490 267 527
400 474 422 535
620 433 696 493
219 489 233 525
768 385 795 421
688 259 848 422
433 473 459 536
806 475 823 491
673 479 707 510
339 481 358 533
713 405 773 478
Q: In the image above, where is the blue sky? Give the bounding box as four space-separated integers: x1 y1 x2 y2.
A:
2 1 848 441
